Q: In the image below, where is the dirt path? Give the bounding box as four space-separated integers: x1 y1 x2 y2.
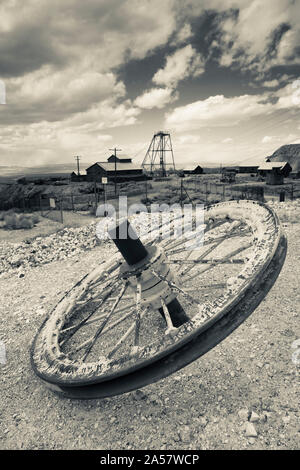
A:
0 223 299 450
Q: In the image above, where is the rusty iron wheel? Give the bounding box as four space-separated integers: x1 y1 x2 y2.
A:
30 200 287 399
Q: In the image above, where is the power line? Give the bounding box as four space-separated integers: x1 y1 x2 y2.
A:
109 147 122 196
233 134 300 166
74 156 81 176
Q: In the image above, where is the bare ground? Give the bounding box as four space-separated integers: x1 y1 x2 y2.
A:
0 220 299 450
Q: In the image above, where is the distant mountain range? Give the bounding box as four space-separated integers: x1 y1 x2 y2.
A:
0 163 91 179
268 144 300 172
0 160 225 180
2 145 298 180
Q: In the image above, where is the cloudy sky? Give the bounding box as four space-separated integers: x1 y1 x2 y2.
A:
0 0 300 171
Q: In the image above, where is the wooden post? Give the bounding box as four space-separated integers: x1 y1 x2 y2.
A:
180 178 183 207
94 180 98 209
60 198 64 224
145 179 148 203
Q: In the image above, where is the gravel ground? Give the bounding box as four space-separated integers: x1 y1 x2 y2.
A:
0 206 299 450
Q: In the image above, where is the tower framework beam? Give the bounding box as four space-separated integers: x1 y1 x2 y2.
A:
142 131 175 177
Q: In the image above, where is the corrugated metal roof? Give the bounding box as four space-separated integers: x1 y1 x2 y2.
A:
239 163 260 167
107 155 132 161
176 164 202 171
93 162 143 171
258 161 288 171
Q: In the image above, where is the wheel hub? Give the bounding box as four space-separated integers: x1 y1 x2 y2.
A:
120 245 177 310
109 218 190 327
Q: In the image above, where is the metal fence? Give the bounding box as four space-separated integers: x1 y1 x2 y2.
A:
185 177 300 203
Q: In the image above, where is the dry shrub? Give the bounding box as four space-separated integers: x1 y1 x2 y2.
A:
3 212 39 230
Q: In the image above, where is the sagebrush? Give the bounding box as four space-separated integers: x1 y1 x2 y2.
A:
1 211 40 230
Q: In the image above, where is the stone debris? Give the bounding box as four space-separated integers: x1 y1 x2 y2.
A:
238 409 249 421
249 411 260 423
282 416 291 425
0 223 109 275
132 389 147 401
178 426 192 443
199 417 208 427
244 422 258 438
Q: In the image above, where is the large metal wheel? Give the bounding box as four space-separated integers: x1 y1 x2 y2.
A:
30 200 287 399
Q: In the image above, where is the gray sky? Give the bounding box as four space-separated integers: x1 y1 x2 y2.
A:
0 0 300 170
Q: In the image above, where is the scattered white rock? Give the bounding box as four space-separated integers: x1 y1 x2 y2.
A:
178 426 192 443
199 417 208 427
244 422 258 438
0 222 109 275
132 389 147 401
238 409 249 421
249 411 260 423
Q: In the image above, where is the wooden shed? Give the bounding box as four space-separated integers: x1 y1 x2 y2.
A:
257 161 292 185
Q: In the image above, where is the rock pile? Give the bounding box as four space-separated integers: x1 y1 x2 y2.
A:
0 223 109 276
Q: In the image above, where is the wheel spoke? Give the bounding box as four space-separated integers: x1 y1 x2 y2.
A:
167 258 245 265
81 281 129 361
166 222 247 256
164 218 234 253
107 307 148 359
61 312 107 334
148 212 186 246
90 260 122 288
182 243 252 283
104 294 134 303
185 283 226 291
133 280 142 351
161 298 177 334
66 308 136 355
59 284 120 346
177 237 227 277
151 269 199 306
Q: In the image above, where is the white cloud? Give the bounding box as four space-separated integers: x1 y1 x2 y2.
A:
66 99 141 130
8 68 126 121
153 45 204 88
171 23 193 45
165 81 300 132
134 87 177 109
211 0 300 72
274 29 300 66
262 136 273 143
263 79 280 88
177 134 201 144
275 80 300 108
165 94 275 131
219 53 234 68
222 137 234 143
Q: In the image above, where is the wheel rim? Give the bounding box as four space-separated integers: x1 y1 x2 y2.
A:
31 200 285 392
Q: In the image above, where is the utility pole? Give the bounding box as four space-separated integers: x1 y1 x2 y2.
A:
74 156 81 176
109 147 122 196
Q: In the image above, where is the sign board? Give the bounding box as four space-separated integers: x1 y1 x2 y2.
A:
102 177 108 184
49 198 56 208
